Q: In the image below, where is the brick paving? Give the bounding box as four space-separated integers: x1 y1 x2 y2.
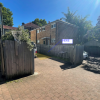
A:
0 57 100 100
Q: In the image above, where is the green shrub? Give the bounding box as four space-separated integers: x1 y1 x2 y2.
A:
2 27 34 51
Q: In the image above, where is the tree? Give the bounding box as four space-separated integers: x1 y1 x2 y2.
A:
83 16 100 42
32 18 47 26
62 7 93 44
0 2 13 26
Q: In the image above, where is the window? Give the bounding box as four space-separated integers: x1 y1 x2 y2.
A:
51 38 55 43
54 24 56 28
51 23 56 29
37 40 40 43
42 27 45 31
37 30 39 33
51 25 53 28
43 41 45 44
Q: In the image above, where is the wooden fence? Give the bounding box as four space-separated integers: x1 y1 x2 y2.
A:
1 40 34 79
37 44 84 65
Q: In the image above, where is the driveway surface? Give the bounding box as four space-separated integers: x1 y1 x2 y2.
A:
0 54 100 100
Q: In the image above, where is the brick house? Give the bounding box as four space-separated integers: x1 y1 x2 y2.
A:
20 22 39 31
3 25 17 35
30 19 78 45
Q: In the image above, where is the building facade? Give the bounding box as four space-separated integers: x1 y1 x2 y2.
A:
21 22 39 31
30 20 78 45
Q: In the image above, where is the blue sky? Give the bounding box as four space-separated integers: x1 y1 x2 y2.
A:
0 0 100 27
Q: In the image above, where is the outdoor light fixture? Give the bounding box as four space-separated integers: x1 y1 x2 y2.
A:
62 39 73 44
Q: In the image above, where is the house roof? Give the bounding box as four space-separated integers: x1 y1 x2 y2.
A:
22 22 39 28
3 25 17 30
30 19 78 32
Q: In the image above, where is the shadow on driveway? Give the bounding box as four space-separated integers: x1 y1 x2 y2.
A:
60 62 77 70
82 65 100 74
0 72 32 85
82 55 100 74
49 57 78 70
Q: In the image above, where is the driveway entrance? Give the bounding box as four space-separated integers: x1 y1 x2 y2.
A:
0 54 100 100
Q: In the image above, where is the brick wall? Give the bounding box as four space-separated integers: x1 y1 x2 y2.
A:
31 29 36 43
56 21 78 45
30 24 56 45
30 20 78 45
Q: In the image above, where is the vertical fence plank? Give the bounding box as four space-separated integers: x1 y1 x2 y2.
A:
15 46 19 77
5 40 9 79
8 40 11 79
26 44 30 74
15 41 18 56
1 42 4 76
23 42 26 74
18 42 22 76
21 42 24 75
30 44 34 74
11 41 16 77
24 42 28 75
26 44 29 74
10 41 13 79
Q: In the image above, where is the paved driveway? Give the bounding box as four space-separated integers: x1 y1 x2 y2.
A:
0 54 100 100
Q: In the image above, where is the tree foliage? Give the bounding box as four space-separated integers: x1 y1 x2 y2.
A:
83 18 100 42
2 27 34 51
62 7 93 44
32 18 47 26
0 2 13 26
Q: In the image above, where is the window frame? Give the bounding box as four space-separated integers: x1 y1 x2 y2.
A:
43 40 45 44
37 40 40 43
51 38 55 43
42 27 45 31
51 23 56 29
37 29 39 33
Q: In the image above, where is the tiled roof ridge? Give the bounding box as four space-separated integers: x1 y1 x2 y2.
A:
3 25 17 30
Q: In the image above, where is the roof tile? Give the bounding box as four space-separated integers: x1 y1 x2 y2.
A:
3 25 17 30
23 22 39 28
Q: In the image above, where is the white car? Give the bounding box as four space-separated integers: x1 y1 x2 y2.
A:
83 51 88 59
